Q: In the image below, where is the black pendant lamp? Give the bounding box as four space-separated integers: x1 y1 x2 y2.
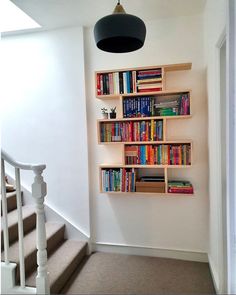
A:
94 0 146 53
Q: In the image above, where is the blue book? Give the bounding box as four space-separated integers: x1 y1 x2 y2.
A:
138 98 141 116
144 97 148 116
123 99 126 117
105 171 108 192
127 71 130 93
126 99 130 117
131 171 134 192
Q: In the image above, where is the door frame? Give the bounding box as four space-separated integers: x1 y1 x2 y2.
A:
226 0 236 293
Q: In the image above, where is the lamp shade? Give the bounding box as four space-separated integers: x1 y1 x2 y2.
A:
94 10 146 53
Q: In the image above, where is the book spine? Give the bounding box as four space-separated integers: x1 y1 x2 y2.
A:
119 72 123 94
97 74 101 95
123 72 127 94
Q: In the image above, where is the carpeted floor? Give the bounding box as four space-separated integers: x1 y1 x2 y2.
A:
63 252 215 294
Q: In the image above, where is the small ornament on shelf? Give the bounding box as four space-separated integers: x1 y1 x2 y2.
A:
109 107 117 119
101 107 108 119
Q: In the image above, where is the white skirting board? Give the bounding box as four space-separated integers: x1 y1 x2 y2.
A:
44 203 90 241
93 242 208 262
208 254 220 294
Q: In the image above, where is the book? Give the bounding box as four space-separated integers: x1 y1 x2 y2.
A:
102 168 136 192
168 180 193 194
100 120 163 143
125 144 191 165
140 176 165 182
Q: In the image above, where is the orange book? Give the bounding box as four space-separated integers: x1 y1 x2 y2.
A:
179 146 182 165
150 146 154 165
168 145 171 165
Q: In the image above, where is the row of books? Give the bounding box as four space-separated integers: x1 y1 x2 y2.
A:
125 144 191 165
155 93 190 116
123 93 190 118
100 120 163 142
101 168 136 192
168 181 193 194
97 69 164 96
136 69 162 93
97 71 135 95
101 169 193 194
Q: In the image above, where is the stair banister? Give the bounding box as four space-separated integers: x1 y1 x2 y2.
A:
1 150 49 294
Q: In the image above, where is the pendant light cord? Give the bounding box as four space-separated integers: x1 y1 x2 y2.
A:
118 0 120 5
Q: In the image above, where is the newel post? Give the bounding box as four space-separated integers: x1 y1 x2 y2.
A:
32 168 50 295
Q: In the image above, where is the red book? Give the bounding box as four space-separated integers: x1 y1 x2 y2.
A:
173 146 177 165
138 88 162 93
138 146 140 164
97 74 101 95
122 168 126 192
131 122 134 141
138 70 162 75
168 188 193 194
168 145 171 165
148 146 151 164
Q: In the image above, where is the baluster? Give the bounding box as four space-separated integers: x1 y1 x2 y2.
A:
32 169 49 295
1 159 10 264
15 168 26 288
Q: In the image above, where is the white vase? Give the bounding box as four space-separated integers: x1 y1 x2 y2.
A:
102 113 108 119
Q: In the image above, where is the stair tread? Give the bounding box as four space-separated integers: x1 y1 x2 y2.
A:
1 222 65 264
26 240 87 290
1 205 35 230
5 191 17 198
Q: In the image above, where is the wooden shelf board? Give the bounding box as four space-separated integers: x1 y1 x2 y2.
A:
100 164 192 169
99 140 192 145
95 63 192 74
96 89 191 99
122 89 191 97
98 115 191 123
100 191 194 196
96 94 121 99
164 63 192 72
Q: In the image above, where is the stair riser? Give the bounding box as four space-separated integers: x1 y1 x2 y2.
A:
1 213 36 250
51 245 87 294
15 225 65 283
1 193 21 216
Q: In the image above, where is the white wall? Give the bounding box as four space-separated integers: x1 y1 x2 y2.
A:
1 27 90 237
204 0 226 292
84 14 209 257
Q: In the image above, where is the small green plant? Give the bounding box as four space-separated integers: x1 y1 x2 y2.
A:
110 107 116 113
101 107 108 114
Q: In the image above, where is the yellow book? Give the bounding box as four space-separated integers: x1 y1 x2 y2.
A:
162 145 165 165
151 120 154 141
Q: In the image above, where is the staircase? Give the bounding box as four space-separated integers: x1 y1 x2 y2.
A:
1 190 88 294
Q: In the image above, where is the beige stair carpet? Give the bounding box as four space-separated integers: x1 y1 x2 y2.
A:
1 205 36 245
63 252 215 294
1 190 88 294
26 240 87 294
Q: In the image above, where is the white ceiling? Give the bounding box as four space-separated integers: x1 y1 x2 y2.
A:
11 0 206 30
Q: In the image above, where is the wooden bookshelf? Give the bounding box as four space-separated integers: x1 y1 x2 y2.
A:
99 166 193 195
96 62 194 195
